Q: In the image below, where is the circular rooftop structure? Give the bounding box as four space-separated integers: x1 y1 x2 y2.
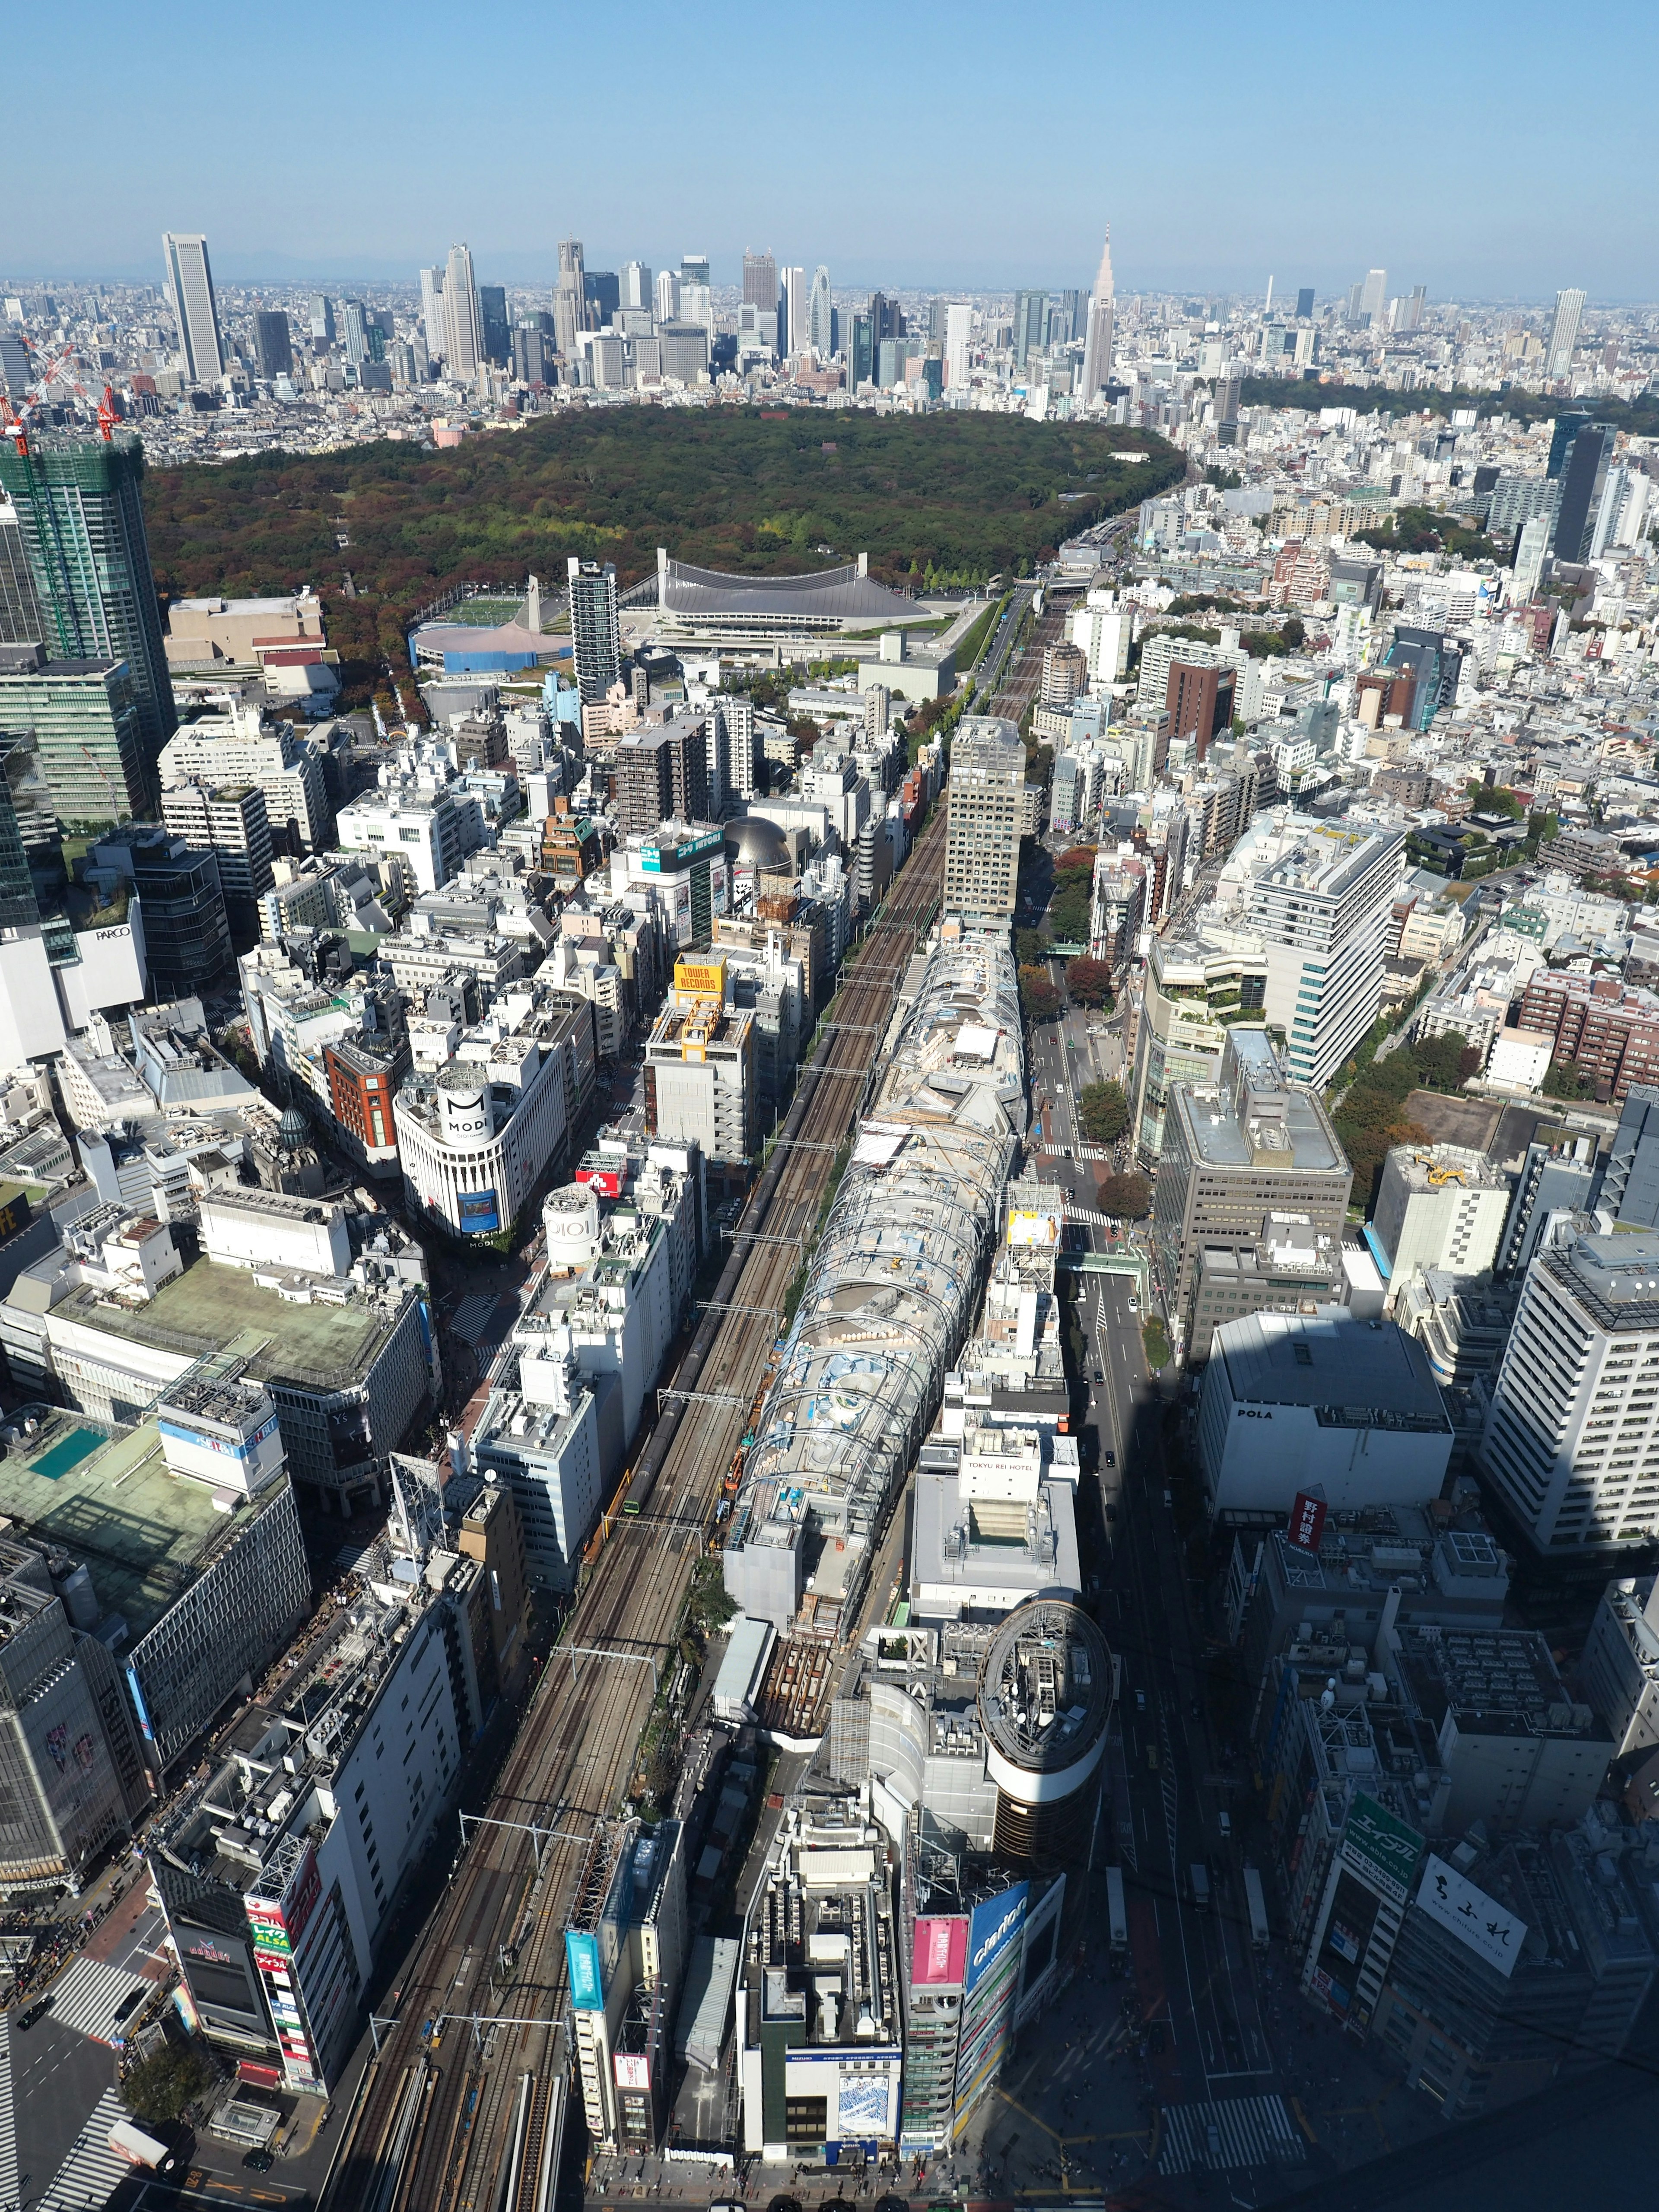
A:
977 1600 1113 1859
726 814 791 873
277 1105 309 1151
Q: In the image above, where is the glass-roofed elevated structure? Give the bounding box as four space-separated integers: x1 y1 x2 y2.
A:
723 932 1024 1635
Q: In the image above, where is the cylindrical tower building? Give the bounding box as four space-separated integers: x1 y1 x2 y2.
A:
977 1600 1113 1864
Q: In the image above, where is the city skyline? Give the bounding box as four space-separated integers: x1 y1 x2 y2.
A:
4 0 1652 297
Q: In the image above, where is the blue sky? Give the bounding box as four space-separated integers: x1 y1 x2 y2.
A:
6 0 1654 299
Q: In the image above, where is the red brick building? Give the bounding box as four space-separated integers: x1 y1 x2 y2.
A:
324 1031 410 1174
1165 661 1235 759
1516 971 1659 1101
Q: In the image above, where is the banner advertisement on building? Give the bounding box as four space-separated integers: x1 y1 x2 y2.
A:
566 1929 604 2009
911 1916 968 1988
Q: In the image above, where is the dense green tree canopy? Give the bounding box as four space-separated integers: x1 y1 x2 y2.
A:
140 410 1182 700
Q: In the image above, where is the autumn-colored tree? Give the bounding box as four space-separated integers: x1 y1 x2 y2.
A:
1066 957 1115 1008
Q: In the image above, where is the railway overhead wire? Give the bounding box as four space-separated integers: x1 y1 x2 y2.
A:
324 800 949 2212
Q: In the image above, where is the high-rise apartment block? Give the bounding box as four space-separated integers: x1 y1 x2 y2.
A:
162 232 225 384
0 432 177 768
1217 815 1405 1091
159 780 276 932
613 714 710 839
943 716 1025 926
1483 1227 1659 1558
567 559 621 702
1166 660 1235 756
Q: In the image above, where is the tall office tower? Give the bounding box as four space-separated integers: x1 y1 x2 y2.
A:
442 244 482 378
311 292 338 346
868 291 904 344
0 501 44 646
1295 286 1315 319
944 302 973 390
556 238 586 339
161 232 225 384
0 337 28 400
1051 288 1083 345
622 262 653 313
1483 1225 1659 1559
1546 288 1586 381
512 319 554 387
1233 819 1404 1090
679 256 711 289
341 300 369 367
1359 267 1388 325
1513 513 1552 600
780 267 806 356
1013 289 1048 368
1405 283 1427 331
1547 410 1590 478
929 296 948 343
252 310 293 381
0 433 177 765
1079 231 1115 400
478 285 510 367
742 251 777 312
584 271 621 329
848 312 874 388
654 269 680 325
418 268 444 354
942 715 1025 925
566 559 620 703
1552 423 1617 563
807 266 833 359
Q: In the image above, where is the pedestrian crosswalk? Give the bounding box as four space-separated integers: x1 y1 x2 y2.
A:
39 2087 130 2210
0 2012 16 2212
451 1294 500 1345
42 1953 149 2044
1158 2092 1306 2174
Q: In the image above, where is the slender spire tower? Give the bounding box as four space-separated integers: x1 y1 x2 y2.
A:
1080 229 1116 402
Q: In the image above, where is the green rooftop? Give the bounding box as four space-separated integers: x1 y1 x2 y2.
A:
0 1409 250 1642
57 1256 399 1390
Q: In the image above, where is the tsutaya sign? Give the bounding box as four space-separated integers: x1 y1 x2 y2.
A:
1416 1853 1527 1977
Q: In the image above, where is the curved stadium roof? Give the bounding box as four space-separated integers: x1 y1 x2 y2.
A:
659 556 916 626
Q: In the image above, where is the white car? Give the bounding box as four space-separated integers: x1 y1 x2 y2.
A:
1127 1297 1138 1313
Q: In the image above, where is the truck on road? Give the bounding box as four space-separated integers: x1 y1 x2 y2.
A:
1243 1865 1269 1951
1106 1865 1128 1959
108 2121 173 2171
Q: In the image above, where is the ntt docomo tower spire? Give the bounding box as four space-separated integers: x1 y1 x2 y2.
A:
1081 228 1116 401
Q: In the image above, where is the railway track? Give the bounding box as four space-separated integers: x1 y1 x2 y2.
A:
990 589 1077 720
326 801 949 2212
